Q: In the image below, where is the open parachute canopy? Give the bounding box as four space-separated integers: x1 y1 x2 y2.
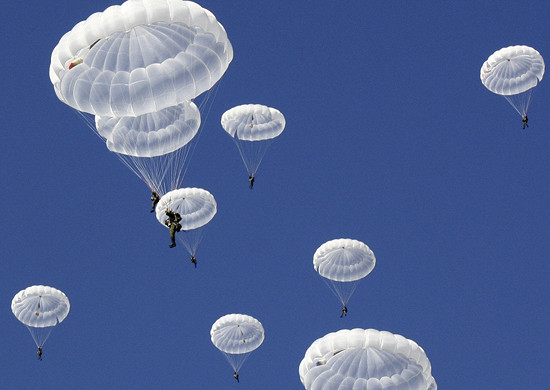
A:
221 104 286 183
155 187 216 230
49 0 234 117
313 239 376 312
156 187 217 258
11 285 70 349
96 101 200 157
95 100 201 194
299 328 437 390
480 45 544 117
211 314 265 376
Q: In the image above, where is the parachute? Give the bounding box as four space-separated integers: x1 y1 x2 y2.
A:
480 45 545 119
95 101 201 194
49 0 233 193
211 314 265 378
156 187 217 263
313 239 375 315
221 104 286 187
299 328 437 390
11 285 70 353
49 0 234 117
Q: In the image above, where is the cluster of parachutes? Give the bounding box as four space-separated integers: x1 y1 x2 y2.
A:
49 0 286 196
19 0 284 377
481 45 545 124
305 239 437 389
48 0 287 269
11 236 440 388
10 285 265 379
49 0 234 195
12 0 441 386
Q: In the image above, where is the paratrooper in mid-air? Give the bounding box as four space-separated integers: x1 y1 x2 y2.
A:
164 209 182 248
340 306 348 318
151 191 160 213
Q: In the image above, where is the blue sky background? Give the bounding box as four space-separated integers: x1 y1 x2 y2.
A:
2 1 550 389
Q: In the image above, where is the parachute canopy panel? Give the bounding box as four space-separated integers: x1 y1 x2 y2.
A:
50 0 233 117
481 45 544 96
299 328 437 390
11 285 70 328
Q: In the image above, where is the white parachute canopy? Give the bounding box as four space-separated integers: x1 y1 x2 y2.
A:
11 285 70 349
221 104 286 183
50 0 234 117
211 314 265 375
95 101 201 194
156 187 217 258
299 328 437 390
313 239 376 313
480 45 545 117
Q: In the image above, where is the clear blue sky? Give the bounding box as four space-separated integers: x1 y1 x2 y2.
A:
2 1 550 389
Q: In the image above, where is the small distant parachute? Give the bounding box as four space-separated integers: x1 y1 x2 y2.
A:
313 239 375 316
211 313 265 380
221 104 286 188
11 285 70 357
480 45 544 122
95 101 201 194
299 328 437 390
156 187 217 265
